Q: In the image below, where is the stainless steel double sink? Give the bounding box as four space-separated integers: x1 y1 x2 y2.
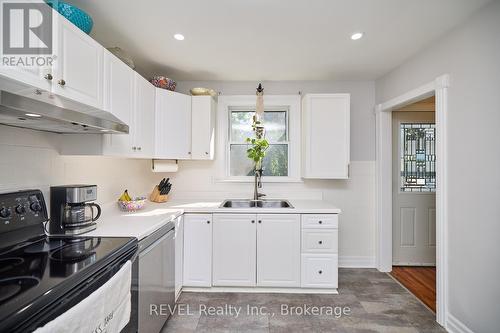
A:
220 199 294 209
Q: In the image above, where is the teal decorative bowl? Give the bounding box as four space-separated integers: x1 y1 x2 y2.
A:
45 1 93 34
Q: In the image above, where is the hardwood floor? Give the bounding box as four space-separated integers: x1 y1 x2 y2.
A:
390 266 436 312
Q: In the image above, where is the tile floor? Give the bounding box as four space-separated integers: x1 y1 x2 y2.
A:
162 268 445 333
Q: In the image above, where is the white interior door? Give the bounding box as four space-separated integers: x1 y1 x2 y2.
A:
392 111 436 265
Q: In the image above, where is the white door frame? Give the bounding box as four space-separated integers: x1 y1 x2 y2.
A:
375 74 449 326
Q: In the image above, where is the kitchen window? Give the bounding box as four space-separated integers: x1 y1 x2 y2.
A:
217 95 301 182
229 109 289 177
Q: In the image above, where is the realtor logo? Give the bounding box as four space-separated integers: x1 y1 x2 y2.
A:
2 1 52 55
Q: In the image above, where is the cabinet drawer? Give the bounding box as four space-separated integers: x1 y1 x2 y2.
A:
301 214 338 229
301 229 338 253
301 254 338 288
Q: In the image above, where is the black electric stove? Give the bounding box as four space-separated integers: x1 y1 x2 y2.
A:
0 189 138 333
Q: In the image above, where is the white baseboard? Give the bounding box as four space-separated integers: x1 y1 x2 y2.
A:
339 256 376 268
446 313 474 333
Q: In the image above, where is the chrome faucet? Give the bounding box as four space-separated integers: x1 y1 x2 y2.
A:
253 168 266 201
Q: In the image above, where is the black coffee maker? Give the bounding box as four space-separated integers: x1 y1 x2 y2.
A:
49 185 101 235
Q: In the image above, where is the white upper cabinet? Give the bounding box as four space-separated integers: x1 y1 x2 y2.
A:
191 96 216 160
52 14 104 109
133 73 155 157
102 71 155 157
302 94 350 179
103 50 134 124
212 214 257 287
155 89 192 159
257 214 301 287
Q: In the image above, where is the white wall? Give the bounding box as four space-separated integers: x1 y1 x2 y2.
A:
0 125 160 206
376 1 500 332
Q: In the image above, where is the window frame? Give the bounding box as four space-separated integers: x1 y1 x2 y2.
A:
216 95 302 183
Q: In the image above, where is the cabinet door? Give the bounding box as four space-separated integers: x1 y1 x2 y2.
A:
183 214 212 287
101 51 134 156
191 96 216 160
155 89 192 159
52 15 103 109
103 50 134 124
257 214 301 287
174 216 184 299
302 94 350 179
212 214 256 287
133 73 155 157
0 7 53 92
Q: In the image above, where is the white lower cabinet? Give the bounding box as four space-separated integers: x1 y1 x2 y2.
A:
183 214 212 287
257 214 301 287
181 212 339 291
300 214 339 289
301 254 338 288
212 214 256 286
174 216 183 298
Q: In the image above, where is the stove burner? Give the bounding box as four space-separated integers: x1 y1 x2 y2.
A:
0 277 40 303
0 258 24 274
50 238 101 262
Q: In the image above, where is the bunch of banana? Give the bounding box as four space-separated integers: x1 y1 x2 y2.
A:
118 190 132 202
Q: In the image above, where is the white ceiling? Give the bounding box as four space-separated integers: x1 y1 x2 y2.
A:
70 0 490 81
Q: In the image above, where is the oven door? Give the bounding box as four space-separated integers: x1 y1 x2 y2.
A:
33 261 133 333
138 229 175 333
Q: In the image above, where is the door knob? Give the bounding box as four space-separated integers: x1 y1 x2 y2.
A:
58 79 66 86
251 220 255 223
318 270 323 274
44 74 53 80
318 240 323 245
207 220 210 224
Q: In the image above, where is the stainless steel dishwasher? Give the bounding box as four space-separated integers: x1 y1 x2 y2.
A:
137 222 176 333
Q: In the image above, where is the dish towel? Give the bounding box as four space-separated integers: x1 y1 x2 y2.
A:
34 260 132 333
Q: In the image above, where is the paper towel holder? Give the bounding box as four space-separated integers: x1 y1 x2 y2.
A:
151 159 179 173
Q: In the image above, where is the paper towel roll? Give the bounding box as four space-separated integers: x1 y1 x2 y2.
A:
152 160 178 173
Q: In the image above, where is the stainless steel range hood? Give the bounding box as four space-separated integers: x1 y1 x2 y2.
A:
0 90 129 134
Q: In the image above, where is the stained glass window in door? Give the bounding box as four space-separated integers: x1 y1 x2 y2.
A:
400 123 436 192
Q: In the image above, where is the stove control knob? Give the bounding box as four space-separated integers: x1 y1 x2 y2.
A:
30 201 42 212
15 204 26 214
0 207 11 218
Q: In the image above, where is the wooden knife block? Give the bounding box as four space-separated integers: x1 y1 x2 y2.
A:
150 185 169 203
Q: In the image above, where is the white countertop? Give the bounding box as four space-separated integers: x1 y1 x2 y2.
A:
87 199 341 240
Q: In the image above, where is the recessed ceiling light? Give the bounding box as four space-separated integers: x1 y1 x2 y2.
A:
350 32 364 40
174 34 185 41
25 113 41 118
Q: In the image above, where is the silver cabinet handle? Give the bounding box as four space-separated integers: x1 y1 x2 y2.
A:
44 74 53 80
58 79 66 86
